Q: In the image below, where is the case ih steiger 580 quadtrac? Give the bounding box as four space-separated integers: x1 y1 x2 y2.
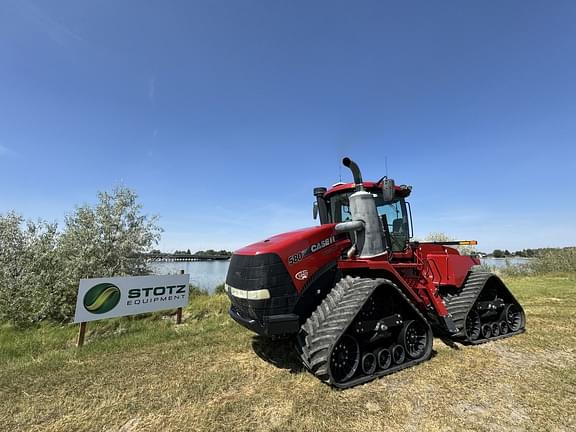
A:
225 157 525 388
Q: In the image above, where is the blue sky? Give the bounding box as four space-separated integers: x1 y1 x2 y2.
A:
1 1 575 253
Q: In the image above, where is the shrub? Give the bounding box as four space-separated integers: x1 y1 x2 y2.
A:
0 186 162 327
189 284 209 297
214 283 226 295
530 248 576 274
0 213 64 326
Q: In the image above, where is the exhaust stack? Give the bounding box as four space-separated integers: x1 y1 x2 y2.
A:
337 157 386 257
342 157 364 191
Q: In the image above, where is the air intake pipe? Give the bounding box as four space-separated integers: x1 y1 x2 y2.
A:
338 157 386 257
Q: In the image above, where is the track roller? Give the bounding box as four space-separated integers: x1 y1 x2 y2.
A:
376 348 392 370
361 353 377 375
491 322 500 337
391 344 405 364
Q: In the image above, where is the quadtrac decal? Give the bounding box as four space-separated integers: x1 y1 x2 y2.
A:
288 235 336 265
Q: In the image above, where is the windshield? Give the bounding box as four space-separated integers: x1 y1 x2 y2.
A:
328 192 410 251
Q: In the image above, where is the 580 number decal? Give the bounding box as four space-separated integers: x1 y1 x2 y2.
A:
288 252 304 265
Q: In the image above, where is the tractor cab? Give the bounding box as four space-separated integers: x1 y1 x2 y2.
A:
314 181 413 252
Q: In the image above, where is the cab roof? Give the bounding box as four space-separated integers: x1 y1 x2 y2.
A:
324 181 412 199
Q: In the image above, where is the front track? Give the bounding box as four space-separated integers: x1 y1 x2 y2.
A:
296 276 433 388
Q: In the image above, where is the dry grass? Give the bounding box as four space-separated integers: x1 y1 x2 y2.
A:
0 275 575 431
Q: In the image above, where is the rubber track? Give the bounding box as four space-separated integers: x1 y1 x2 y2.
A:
296 276 432 388
444 271 525 345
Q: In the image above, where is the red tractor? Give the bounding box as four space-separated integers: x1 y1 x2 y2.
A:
225 157 525 388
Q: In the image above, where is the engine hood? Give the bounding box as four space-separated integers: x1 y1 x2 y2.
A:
232 223 349 294
235 225 338 256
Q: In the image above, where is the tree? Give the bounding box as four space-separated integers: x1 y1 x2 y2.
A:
0 186 162 326
58 186 162 320
425 232 477 256
493 249 505 258
0 213 63 326
425 232 452 243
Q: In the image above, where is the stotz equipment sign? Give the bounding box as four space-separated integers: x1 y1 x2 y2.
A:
74 274 190 323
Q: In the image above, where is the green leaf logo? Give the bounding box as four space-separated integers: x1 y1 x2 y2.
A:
83 283 121 314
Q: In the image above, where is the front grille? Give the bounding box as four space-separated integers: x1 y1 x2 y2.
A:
226 253 296 321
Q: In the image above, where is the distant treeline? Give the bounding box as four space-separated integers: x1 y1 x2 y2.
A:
489 247 575 258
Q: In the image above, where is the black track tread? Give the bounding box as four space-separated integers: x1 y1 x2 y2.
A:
296 276 375 378
443 271 525 344
296 276 433 388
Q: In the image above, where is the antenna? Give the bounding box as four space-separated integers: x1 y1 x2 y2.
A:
339 157 342 182
385 156 388 177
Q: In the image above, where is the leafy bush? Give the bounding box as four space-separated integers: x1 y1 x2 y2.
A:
530 248 576 274
0 186 162 327
188 284 209 297
214 283 226 295
0 213 64 326
484 249 576 277
495 261 533 277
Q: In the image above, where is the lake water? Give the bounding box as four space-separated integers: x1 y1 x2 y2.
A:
480 257 532 268
149 256 532 293
149 260 230 293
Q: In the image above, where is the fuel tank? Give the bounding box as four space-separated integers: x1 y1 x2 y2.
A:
225 224 350 336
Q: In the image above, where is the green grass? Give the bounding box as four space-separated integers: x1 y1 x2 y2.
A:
1 275 575 431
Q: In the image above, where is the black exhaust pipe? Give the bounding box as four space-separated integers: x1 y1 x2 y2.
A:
342 157 364 191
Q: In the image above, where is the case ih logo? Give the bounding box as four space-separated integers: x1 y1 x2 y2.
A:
288 236 336 265
295 270 309 280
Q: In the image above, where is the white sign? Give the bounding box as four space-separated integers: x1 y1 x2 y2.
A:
74 274 190 323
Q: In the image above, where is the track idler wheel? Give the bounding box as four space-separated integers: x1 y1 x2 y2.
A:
361 353 377 375
391 344 405 364
465 310 481 341
329 334 360 384
399 320 429 359
499 321 509 335
376 348 392 370
502 304 524 332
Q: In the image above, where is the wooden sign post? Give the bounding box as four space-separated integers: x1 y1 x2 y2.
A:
77 322 87 348
176 270 185 324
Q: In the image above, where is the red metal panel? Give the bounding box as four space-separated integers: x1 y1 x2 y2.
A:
426 254 480 288
235 224 350 293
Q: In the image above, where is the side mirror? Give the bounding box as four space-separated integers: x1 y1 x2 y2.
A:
313 202 318 219
382 178 395 202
